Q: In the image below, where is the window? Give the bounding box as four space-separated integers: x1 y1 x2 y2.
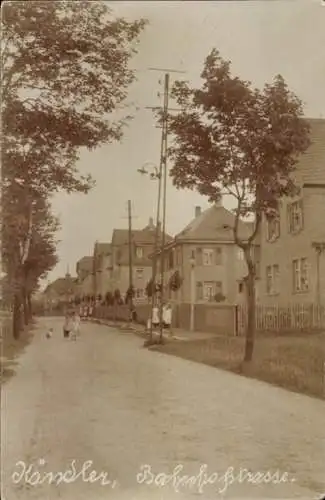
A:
136 247 143 259
203 282 214 301
293 258 309 292
135 268 144 280
238 282 244 294
288 201 303 234
266 215 280 241
266 264 280 295
202 249 214 266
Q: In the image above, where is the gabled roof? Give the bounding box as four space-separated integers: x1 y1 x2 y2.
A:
94 242 111 256
175 203 256 242
44 275 77 296
112 227 172 247
297 118 325 185
76 256 93 271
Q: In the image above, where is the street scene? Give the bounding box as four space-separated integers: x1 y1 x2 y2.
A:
2 318 324 499
1 1 325 499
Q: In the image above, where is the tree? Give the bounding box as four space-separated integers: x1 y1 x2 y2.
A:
1 2 147 333
1 2 147 196
113 289 121 302
105 291 114 306
145 279 154 299
167 49 310 362
2 193 59 336
169 270 183 292
125 285 135 305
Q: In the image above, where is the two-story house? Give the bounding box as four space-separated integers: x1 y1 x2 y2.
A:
92 242 112 298
155 199 260 305
110 217 172 302
75 256 94 298
259 118 325 306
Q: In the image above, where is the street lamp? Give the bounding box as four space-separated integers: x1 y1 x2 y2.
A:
189 252 196 332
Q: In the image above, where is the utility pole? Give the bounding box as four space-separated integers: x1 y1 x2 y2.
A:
128 200 134 318
145 67 186 343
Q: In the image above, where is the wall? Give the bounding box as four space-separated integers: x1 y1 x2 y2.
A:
259 187 325 305
94 303 236 335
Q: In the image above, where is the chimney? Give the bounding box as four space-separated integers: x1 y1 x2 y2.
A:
195 206 201 218
148 217 154 230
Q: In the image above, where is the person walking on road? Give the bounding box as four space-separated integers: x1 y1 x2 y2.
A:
71 311 81 341
63 313 72 339
162 303 172 336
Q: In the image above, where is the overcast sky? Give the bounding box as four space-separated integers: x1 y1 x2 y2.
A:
47 0 325 283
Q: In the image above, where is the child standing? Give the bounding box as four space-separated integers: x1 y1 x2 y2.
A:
71 311 81 341
63 313 72 338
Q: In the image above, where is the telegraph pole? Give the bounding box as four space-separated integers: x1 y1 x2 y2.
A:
145 67 186 343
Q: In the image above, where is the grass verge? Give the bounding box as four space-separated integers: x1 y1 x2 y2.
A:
155 331 325 399
0 316 35 385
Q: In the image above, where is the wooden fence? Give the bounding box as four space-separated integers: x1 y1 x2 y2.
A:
237 303 325 334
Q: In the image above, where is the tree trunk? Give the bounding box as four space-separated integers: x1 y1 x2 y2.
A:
27 292 33 320
13 292 23 339
244 263 256 363
22 288 29 326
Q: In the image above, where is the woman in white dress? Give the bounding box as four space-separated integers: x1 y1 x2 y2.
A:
71 311 81 340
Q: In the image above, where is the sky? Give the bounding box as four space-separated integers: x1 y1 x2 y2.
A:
47 0 325 284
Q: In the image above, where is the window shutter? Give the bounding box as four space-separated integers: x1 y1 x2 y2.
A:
196 248 202 266
299 200 304 230
215 247 222 265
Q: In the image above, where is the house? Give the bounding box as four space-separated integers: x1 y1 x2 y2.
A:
75 256 94 298
259 118 325 306
110 217 172 302
43 271 78 308
92 242 112 298
155 199 260 305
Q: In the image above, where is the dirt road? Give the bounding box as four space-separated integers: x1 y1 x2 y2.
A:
1 318 324 499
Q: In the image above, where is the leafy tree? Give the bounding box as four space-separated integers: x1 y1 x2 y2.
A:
113 289 121 303
1 2 147 333
105 291 114 306
169 271 183 292
125 285 135 305
2 193 59 336
167 49 310 362
214 293 226 303
2 1 147 196
145 279 154 299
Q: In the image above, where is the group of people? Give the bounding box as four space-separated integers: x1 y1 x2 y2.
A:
63 310 81 340
79 304 93 319
147 302 172 332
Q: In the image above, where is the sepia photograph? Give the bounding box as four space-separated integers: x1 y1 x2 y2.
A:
1 1 324 499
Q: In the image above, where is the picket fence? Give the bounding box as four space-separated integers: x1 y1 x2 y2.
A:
237 303 325 334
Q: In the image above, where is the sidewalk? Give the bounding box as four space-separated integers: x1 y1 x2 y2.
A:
87 317 218 342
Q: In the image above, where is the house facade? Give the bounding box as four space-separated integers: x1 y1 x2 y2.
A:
92 242 112 298
75 256 94 298
156 200 260 306
259 118 325 306
110 218 172 302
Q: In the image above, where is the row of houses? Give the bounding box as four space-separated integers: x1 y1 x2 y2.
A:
44 118 325 311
